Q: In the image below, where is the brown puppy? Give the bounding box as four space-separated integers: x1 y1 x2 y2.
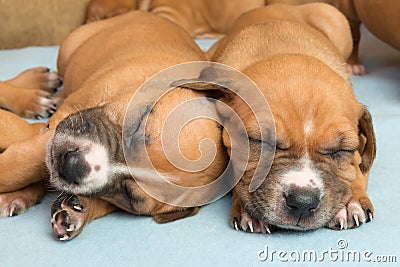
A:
0 11 228 241
86 0 265 38
0 67 62 118
183 3 375 233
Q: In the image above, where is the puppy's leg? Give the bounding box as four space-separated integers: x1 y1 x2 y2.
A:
335 0 366 75
0 181 46 217
328 169 373 230
0 129 52 193
5 67 63 94
347 19 366 76
0 111 50 215
51 194 117 241
0 110 46 150
230 190 271 234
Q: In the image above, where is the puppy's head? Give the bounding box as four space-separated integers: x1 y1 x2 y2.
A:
179 58 376 230
46 105 127 196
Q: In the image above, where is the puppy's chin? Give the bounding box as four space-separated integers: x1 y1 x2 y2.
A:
237 176 350 230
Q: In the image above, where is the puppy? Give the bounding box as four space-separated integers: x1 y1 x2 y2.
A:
181 3 376 233
0 11 228 241
86 0 265 38
0 67 62 118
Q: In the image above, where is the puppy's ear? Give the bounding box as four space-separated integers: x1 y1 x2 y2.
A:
152 207 199 223
170 66 236 100
358 107 376 174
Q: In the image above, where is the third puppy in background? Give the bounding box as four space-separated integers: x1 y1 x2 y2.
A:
86 0 265 38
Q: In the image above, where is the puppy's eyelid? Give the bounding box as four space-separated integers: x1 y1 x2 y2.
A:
276 141 290 150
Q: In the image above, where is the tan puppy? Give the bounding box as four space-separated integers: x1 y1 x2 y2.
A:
0 11 228 241
86 0 265 38
182 3 375 232
0 67 62 118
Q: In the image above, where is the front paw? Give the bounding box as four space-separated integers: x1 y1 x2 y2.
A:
51 194 87 241
328 197 374 230
0 194 29 217
232 212 272 234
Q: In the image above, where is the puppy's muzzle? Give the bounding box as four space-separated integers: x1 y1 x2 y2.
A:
59 148 90 185
284 187 320 219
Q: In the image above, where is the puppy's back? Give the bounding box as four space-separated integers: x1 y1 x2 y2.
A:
210 3 352 80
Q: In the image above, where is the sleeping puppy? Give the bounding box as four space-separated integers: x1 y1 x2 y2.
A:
0 11 228 241
181 3 376 233
86 0 265 38
47 11 229 241
0 67 62 119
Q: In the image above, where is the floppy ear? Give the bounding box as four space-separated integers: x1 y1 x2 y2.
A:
358 107 376 174
170 66 236 100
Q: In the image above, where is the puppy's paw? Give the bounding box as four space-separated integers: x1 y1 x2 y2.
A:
13 89 63 119
328 197 373 230
51 194 87 241
0 194 29 217
0 182 45 218
7 67 63 93
231 212 272 234
347 63 366 76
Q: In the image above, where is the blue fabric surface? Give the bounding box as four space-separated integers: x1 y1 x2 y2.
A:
0 27 399 266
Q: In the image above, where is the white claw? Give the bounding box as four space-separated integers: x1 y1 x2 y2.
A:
340 218 345 230
354 215 360 227
66 225 75 232
249 221 254 233
9 207 14 217
369 212 373 222
59 234 69 241
234 220 239 231
265 224 271 234
73 205 82 211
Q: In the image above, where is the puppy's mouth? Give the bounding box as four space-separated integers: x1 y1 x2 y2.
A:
243 185 336 231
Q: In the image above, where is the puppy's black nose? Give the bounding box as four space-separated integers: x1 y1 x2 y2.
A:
59 149 90 184
285 188 320 218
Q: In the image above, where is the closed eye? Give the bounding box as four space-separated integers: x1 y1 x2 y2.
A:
322 149 355 159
